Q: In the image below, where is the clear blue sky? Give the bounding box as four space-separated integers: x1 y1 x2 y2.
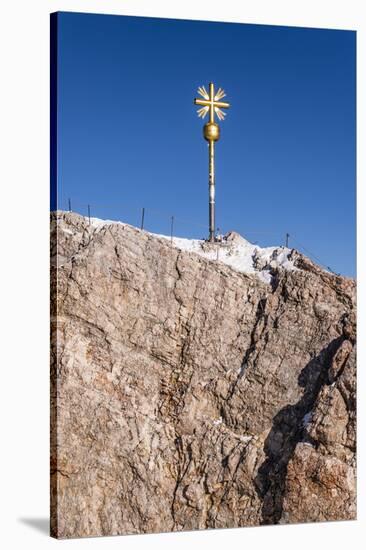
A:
54 12 356 277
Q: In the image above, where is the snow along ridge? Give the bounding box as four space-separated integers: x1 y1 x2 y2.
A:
155 230 298 284
82 214 299 285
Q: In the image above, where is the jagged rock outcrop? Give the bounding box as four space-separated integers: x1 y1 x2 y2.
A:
50 211 356 538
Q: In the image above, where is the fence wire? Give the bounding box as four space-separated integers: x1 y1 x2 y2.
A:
60 197 339 275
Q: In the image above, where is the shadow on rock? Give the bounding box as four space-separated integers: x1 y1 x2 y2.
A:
254 336 344 524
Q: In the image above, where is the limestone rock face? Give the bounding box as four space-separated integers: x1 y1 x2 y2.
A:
50 211 356 538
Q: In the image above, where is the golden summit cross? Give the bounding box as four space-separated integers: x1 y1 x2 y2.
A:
194 82 230 242
194 82 230 123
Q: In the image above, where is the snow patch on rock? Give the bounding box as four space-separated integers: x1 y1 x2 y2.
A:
154 230 297 284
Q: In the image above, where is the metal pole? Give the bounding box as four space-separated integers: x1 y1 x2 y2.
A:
68 198 72 212
141 207 145 230
88 204 91 225
286 232 290 248
194 82 230 245
170 215 174 245
208 139 215 242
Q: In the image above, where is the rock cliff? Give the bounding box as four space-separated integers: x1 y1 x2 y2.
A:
50 211 356 538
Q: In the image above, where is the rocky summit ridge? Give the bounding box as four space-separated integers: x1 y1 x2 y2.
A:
50 210 356 538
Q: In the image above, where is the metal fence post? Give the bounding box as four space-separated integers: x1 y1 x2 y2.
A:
170 216 174 245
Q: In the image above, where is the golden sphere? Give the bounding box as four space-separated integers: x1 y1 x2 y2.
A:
203 122 220 141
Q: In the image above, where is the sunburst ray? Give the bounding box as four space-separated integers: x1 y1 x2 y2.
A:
214 107 226 120
197 85 209 100
214 88 226 101
197 106 209 119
